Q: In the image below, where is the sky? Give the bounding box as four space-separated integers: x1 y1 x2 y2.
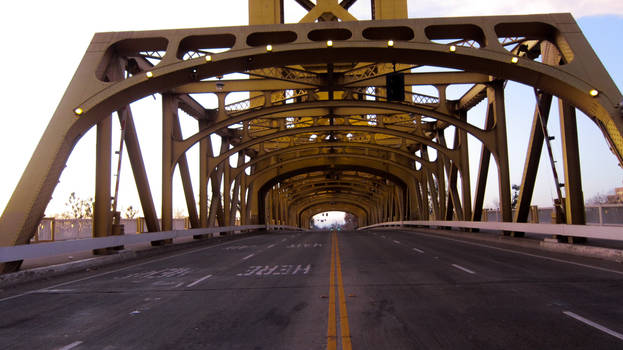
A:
0 0 621 221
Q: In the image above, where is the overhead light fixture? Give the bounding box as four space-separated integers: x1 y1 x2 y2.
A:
266 44 273 52
511 56 519 64
326 40 333 47
449 45 457 52
387 40 394 47
205 55 212 62
74 107 83 116
216 82 225 91
145 71 154 78
589 89 599 97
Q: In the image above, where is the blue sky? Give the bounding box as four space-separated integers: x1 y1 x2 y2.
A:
0 1 621 219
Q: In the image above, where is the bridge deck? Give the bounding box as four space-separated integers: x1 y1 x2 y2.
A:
1 230 622 349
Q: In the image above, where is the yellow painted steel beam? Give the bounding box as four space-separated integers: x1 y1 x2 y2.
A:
1 7 621 272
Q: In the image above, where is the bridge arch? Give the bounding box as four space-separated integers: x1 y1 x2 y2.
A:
1 10 621 278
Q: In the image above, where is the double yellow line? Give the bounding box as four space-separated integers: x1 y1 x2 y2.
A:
327 231 352 350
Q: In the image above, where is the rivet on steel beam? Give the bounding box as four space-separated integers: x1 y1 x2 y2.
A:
449 45 457 52
266 44 273 52
74 107 83 116
326 40 333 47
511 56 519 64
145 71 154 78
589 89 599 97
387 40 394 47
205 55 212 62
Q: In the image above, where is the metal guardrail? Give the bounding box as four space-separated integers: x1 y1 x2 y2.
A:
359 220 623 241
0 224 303 263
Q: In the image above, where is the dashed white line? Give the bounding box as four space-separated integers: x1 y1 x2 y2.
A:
0 235 259 304
187 274 213 288
563 311 623 341
58 341 83 350
412 247 424 253
393 240 401 244
411 231 623 276
452 264 476 274
242 253 255 260
267 244 276 248
37 289 76 293
281 238 287 242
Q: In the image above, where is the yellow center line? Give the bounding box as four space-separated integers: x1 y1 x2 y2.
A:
327 232 337 350
335 231 353 350
327 231 352 350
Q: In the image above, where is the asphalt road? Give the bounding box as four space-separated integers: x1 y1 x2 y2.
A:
1 229 622 349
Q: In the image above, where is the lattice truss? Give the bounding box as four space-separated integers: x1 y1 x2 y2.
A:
1 0 622 273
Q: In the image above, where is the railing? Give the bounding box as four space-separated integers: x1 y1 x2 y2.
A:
33 218 189 242
482 204 623 226
359 220 623 241
1 224 303 263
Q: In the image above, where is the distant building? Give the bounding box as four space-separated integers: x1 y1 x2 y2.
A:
607 187 623 203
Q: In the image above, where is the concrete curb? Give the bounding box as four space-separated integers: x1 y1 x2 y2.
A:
540 240 623 263
380 226 623 264
0 232 260 289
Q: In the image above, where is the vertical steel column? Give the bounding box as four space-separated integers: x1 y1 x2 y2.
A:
229 152 245 225
514 92 553 223
106 58 160 232
559 100 586 225
93 115 112 254
246 180 255 224
208 141 228 226
422 147 439 219
240 175 247 224
118 108 160 232
457 110 473 221
416 177 429 219
161 94 175 234
437 131 463 220
199 120 209 228
171 109 199 228
435 154 447 220
488 81 512 224
472 109 494 221
223 161 232 227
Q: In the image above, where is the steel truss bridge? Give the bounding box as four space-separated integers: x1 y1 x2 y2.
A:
1 0 622 273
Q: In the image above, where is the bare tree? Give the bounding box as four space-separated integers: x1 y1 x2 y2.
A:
63 192 94 219
585 192 609 205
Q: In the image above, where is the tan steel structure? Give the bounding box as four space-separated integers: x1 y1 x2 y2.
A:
1 0 622 272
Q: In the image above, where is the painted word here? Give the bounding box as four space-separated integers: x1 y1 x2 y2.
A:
237 264 312 276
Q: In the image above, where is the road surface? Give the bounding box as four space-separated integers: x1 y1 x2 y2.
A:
1 229 622 349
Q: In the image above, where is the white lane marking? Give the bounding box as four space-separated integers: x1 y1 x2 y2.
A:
242 253 255 260
412 247 424 253
281 238 287 242
393 240 401 244
563 311 623 341
37 289 76 293
452 264 476 274
381 235 386 238
267 244 276 248
175 282 184 288
187 274 213 288
410 231 623 277
58 341 83 350
0 235 260 303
